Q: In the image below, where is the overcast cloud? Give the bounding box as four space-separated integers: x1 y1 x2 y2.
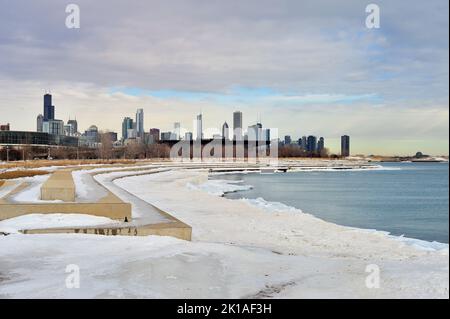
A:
0 0 448 155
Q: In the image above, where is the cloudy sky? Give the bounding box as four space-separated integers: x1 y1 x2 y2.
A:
0 0 448 155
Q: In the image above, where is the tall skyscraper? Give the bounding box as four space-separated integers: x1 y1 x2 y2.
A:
122 117 133 140
36 114 44 132
341 135 350 157
196 113 203 141
301 136 307 149
222 122 229 140
317 137 325 153
233 111 243 141
43 93 55 121
174 122 181 140
135 108 144 139
263 128 271 142
306 135 317 152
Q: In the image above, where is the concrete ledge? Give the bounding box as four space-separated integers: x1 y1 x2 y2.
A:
21 221 192 241
41 170 75 202
0 202 131 221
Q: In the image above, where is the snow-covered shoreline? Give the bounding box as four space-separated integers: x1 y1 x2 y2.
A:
0 164 448 298
190 176 449 252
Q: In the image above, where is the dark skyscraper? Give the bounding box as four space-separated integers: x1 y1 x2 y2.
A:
317 137 325 153
36 114 43 132
284 135 291 145
306 135 317 152
43 93 55 120
341 135 350 157
233 111 243 141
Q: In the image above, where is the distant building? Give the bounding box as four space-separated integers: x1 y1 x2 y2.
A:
127 128 137 139
135 108 144 139
306 135 317 152
122 117 133 140
233 111 243 141
174 122 181 140
67 119 78 134
196 114 203 141
161 132 173 141
43 119 64 136
43 93 55 121
222 122 229 140
149 128 160 144
101 132 118 142
1 123 10 131
185 132 193 141
263 128 271 142
36 115 44 132
0 131 78 147
64 124 72 136
317 137 325 153
341 135 350 157
284 135 292 145
248 123 263 141
64 120 77 136
85 125 99 141
301 136 307 149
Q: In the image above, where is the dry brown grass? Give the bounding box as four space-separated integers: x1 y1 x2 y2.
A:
0 170 50 180
0 180 4 187
0 159 138 170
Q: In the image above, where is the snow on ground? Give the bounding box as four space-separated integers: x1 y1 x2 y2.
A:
0 181 19 199
0 164 448 298
0 233 447 298
71 164 160 202
0 214 120 234
7 175 57 203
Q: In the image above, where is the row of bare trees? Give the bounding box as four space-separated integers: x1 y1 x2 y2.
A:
2 143 335 162
278 145 331 158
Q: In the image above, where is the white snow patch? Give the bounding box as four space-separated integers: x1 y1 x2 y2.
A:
0 214 119 234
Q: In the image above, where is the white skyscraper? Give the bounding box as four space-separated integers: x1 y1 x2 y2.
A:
135 108 144 139
196 113 203 141
174 122 181 140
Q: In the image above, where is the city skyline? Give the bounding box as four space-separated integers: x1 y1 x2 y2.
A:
0 0 448 155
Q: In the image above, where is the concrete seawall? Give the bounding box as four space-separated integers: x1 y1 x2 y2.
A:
0 202 132 221
40 170 75 202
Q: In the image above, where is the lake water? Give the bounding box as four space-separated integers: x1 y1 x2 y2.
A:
212 162 449 243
